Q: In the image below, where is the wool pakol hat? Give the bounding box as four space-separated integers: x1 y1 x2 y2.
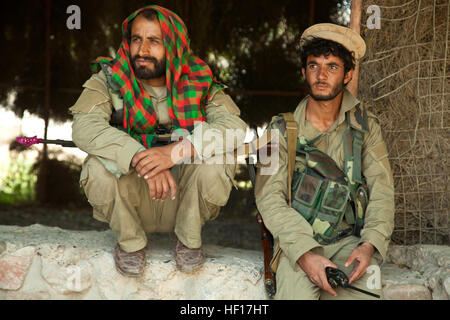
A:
301 23 366 60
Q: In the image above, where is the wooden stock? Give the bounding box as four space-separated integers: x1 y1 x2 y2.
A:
256 212 276 296
247 155 277 297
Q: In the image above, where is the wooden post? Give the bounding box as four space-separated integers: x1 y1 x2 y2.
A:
40 0 52 204
347 0 362 97
309 0 316 26
184 0 190 25
44 0 51 148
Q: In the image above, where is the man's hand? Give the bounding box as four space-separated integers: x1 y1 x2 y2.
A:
344 242 375 284
132 144 178 179
132 140 196 179
145 169 177 201
297 251 338 296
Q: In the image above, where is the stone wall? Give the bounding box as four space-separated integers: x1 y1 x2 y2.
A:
384 245 450 300
0 224 448 300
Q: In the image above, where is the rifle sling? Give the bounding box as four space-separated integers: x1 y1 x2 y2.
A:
280 112 298 206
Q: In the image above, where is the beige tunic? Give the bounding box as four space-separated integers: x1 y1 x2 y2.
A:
255 89 395 273
69 70 248 178
68 71 248 251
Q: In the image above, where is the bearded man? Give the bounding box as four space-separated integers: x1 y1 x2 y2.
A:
69 6 247 277
254 24 395 299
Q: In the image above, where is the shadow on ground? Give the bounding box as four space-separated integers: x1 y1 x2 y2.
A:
0 203 261 251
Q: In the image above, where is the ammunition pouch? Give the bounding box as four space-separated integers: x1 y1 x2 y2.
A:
290 157 368 245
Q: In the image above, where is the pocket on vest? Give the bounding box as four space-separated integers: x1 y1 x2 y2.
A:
291 170 323 222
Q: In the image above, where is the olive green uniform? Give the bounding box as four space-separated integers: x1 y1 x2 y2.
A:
69 71 247 253
254 89 395 299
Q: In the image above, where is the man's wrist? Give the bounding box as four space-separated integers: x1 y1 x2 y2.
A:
297 250 313 265
359 242 375 254
170 139 196 163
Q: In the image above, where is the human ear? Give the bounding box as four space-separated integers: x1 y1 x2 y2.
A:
344 68 354 85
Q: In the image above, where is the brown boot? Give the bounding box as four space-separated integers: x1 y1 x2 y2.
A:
174 238 205 272
114 244 146 277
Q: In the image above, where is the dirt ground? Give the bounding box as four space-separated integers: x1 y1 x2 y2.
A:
0 204 108 231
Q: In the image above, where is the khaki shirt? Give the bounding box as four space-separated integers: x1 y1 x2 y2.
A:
69 71 248 177
254 89 395 270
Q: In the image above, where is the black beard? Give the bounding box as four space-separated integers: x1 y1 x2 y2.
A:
306 78 345 101
131 55 166 80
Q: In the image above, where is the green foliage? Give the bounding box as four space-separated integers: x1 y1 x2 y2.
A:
0 158 37 204
0 152 89 207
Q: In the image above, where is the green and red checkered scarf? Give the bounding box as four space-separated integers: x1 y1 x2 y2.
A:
90 5 223 148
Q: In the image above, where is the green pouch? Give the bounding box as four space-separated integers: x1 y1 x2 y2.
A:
291 169 323 223
316 181 350 242
321 181 350 213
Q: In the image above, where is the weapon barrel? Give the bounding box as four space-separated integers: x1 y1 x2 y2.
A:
42 139 77 147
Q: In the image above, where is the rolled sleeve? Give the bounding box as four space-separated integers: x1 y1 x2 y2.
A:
70 74 145 177
285 236 324 269
117 140 146 174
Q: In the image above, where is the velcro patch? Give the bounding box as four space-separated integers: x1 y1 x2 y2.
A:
69 88 110 114
208 90 241 115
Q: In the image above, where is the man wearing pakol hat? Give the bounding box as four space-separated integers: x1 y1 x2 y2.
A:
255 23 394 299
69 5 247 277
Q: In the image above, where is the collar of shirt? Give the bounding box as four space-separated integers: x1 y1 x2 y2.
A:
142 83 168 101
296 88 360 135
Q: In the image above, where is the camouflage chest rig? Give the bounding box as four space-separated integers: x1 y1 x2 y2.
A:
273 104 370 245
